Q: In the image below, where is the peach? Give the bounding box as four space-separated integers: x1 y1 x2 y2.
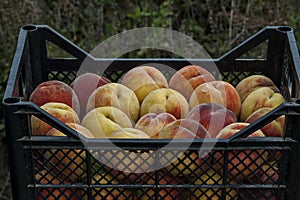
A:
31 102 80 136
86 83 140 122
158 118 211 139
140 88 189 119
240 87 285 121
245 107 285 137
29 80 80 114
169 65 215 100
135 112 177 138
109 128 150 139
235 75 279 103
46 122 94 138
216 122 267 181
189 80 241 116
121 66 168 103
70 73 111 118
158 119 211 177
45 123 95 181
187 103 237 138
81 106 132 138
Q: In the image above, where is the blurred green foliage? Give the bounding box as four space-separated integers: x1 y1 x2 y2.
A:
0 0 300 114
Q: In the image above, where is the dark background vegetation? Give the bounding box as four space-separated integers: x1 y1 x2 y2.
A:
1 0 300 199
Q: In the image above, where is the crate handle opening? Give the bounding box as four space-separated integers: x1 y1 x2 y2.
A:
3 97 21 104
277 26 292 32
21 25 37 31
294 98 300 105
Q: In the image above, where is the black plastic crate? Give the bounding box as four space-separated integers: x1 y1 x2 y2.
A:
3 25 300 200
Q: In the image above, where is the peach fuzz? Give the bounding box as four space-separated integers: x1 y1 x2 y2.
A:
189 80 241 116
31 102 80 136
169 65 215 100
29 80 80 114
121 66 168 103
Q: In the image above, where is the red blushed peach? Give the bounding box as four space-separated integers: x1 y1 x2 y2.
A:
140 88 189 119
245 107 285 137
31 102 80 136
135 112 177 138
158 119 211 139
70 73 111 118
169 65 215 100
216 122 267 181
189 80 241 117
86 83 140 122
29 80 80 114
186 103 237 138
158 119 211 177
121 66 168 103
240 87 285 121
235 75 279 103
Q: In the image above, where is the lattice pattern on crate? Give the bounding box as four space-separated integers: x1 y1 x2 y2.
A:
48 71 77 85
47 69 266 88
32 148 89 183
220 71 265 86
29 146 287 199
103 70 126 82
32 149 84 199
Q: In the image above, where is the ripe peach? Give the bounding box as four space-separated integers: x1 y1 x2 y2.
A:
86 83 140 122
235 75 279 103
70 72 111 118
187 103 237 138
29 80 80 114
245 107 285 137
31 102 80 136
109 128 150 139
121 66 168 103
158 118 210 139
240 87 285 121
169 65 215 100
189 80 241 116
140 88 189 119
81 106 133 138
135 112 177 138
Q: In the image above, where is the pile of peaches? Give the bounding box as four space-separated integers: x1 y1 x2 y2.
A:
30 65 285 199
